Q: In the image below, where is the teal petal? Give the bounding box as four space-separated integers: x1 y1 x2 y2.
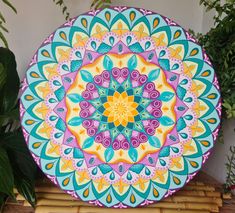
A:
149 136 161 148
159 146 170 157
176 117 186 132
105 148 114 162
82 138 94 149
80 70 93 82
177 86 187 100
103 55 113 70
68 117 83 126
54 86 65 101
129 164 144 173
98 164 112 174
159 59 170 70
126 36 132 44
55 118 66 132
73 148 84 158
97 43 112 54
145 41 151 50
128 148 138 162
148 69 160 81
158 91 175 102
129 42 144 53
67 93 83 103
159 116 175 126
71 60 82 72
127 55 137 71
64 148 72 155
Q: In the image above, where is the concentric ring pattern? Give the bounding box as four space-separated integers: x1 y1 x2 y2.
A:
20 7 221 208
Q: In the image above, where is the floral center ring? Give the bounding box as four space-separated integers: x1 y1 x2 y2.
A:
66 53 177 164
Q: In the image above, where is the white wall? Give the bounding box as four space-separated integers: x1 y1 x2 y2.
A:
3 0 233 184
2 0 207 78
202 120 235 183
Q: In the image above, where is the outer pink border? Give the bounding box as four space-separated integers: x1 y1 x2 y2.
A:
19 6 222 208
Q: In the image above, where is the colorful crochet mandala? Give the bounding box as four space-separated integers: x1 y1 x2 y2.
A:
20 7 221 208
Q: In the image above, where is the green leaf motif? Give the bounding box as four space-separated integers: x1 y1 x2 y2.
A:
128 148 138 162
127 55 137 71
68 117 83 126
105 147 114 162
67 93 83 103
80 70 93 82
159 91 175 102
159 116 175 126
148 69 160 81
149 136 161 148
82 138 94 149
103 55 113 70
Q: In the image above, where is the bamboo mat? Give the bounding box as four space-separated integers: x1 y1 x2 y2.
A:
6 175 225 213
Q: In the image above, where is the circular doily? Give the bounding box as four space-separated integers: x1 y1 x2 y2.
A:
20 6 221 208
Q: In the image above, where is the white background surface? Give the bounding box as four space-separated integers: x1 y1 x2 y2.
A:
1 0 234 184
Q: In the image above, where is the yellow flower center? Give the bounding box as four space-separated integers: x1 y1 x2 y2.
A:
103 91 138 127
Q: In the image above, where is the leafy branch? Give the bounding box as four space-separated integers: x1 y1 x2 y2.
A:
52 0 112 20
225 146 235 190
52 0 70 20
90 0 112 10
0 0 17 47
193 0 235 122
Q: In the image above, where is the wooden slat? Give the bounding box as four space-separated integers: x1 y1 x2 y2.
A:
35 206 211 213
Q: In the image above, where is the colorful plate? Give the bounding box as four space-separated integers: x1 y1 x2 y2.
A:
20 6 221 208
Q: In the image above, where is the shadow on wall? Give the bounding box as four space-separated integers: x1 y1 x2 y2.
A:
202 119 235 183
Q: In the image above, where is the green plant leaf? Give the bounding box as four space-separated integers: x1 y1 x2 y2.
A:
0 11 6 23
0 31 8 47
2 129 37 181
2 0 17 13
0 48 19 114
0 147 14 197
15 177 36 208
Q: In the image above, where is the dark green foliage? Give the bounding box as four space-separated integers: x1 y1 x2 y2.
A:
0 48 37 211
0 0 17 47
225 146 235 190
196 0 235 191
53 0 112 20
195 0 235 120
